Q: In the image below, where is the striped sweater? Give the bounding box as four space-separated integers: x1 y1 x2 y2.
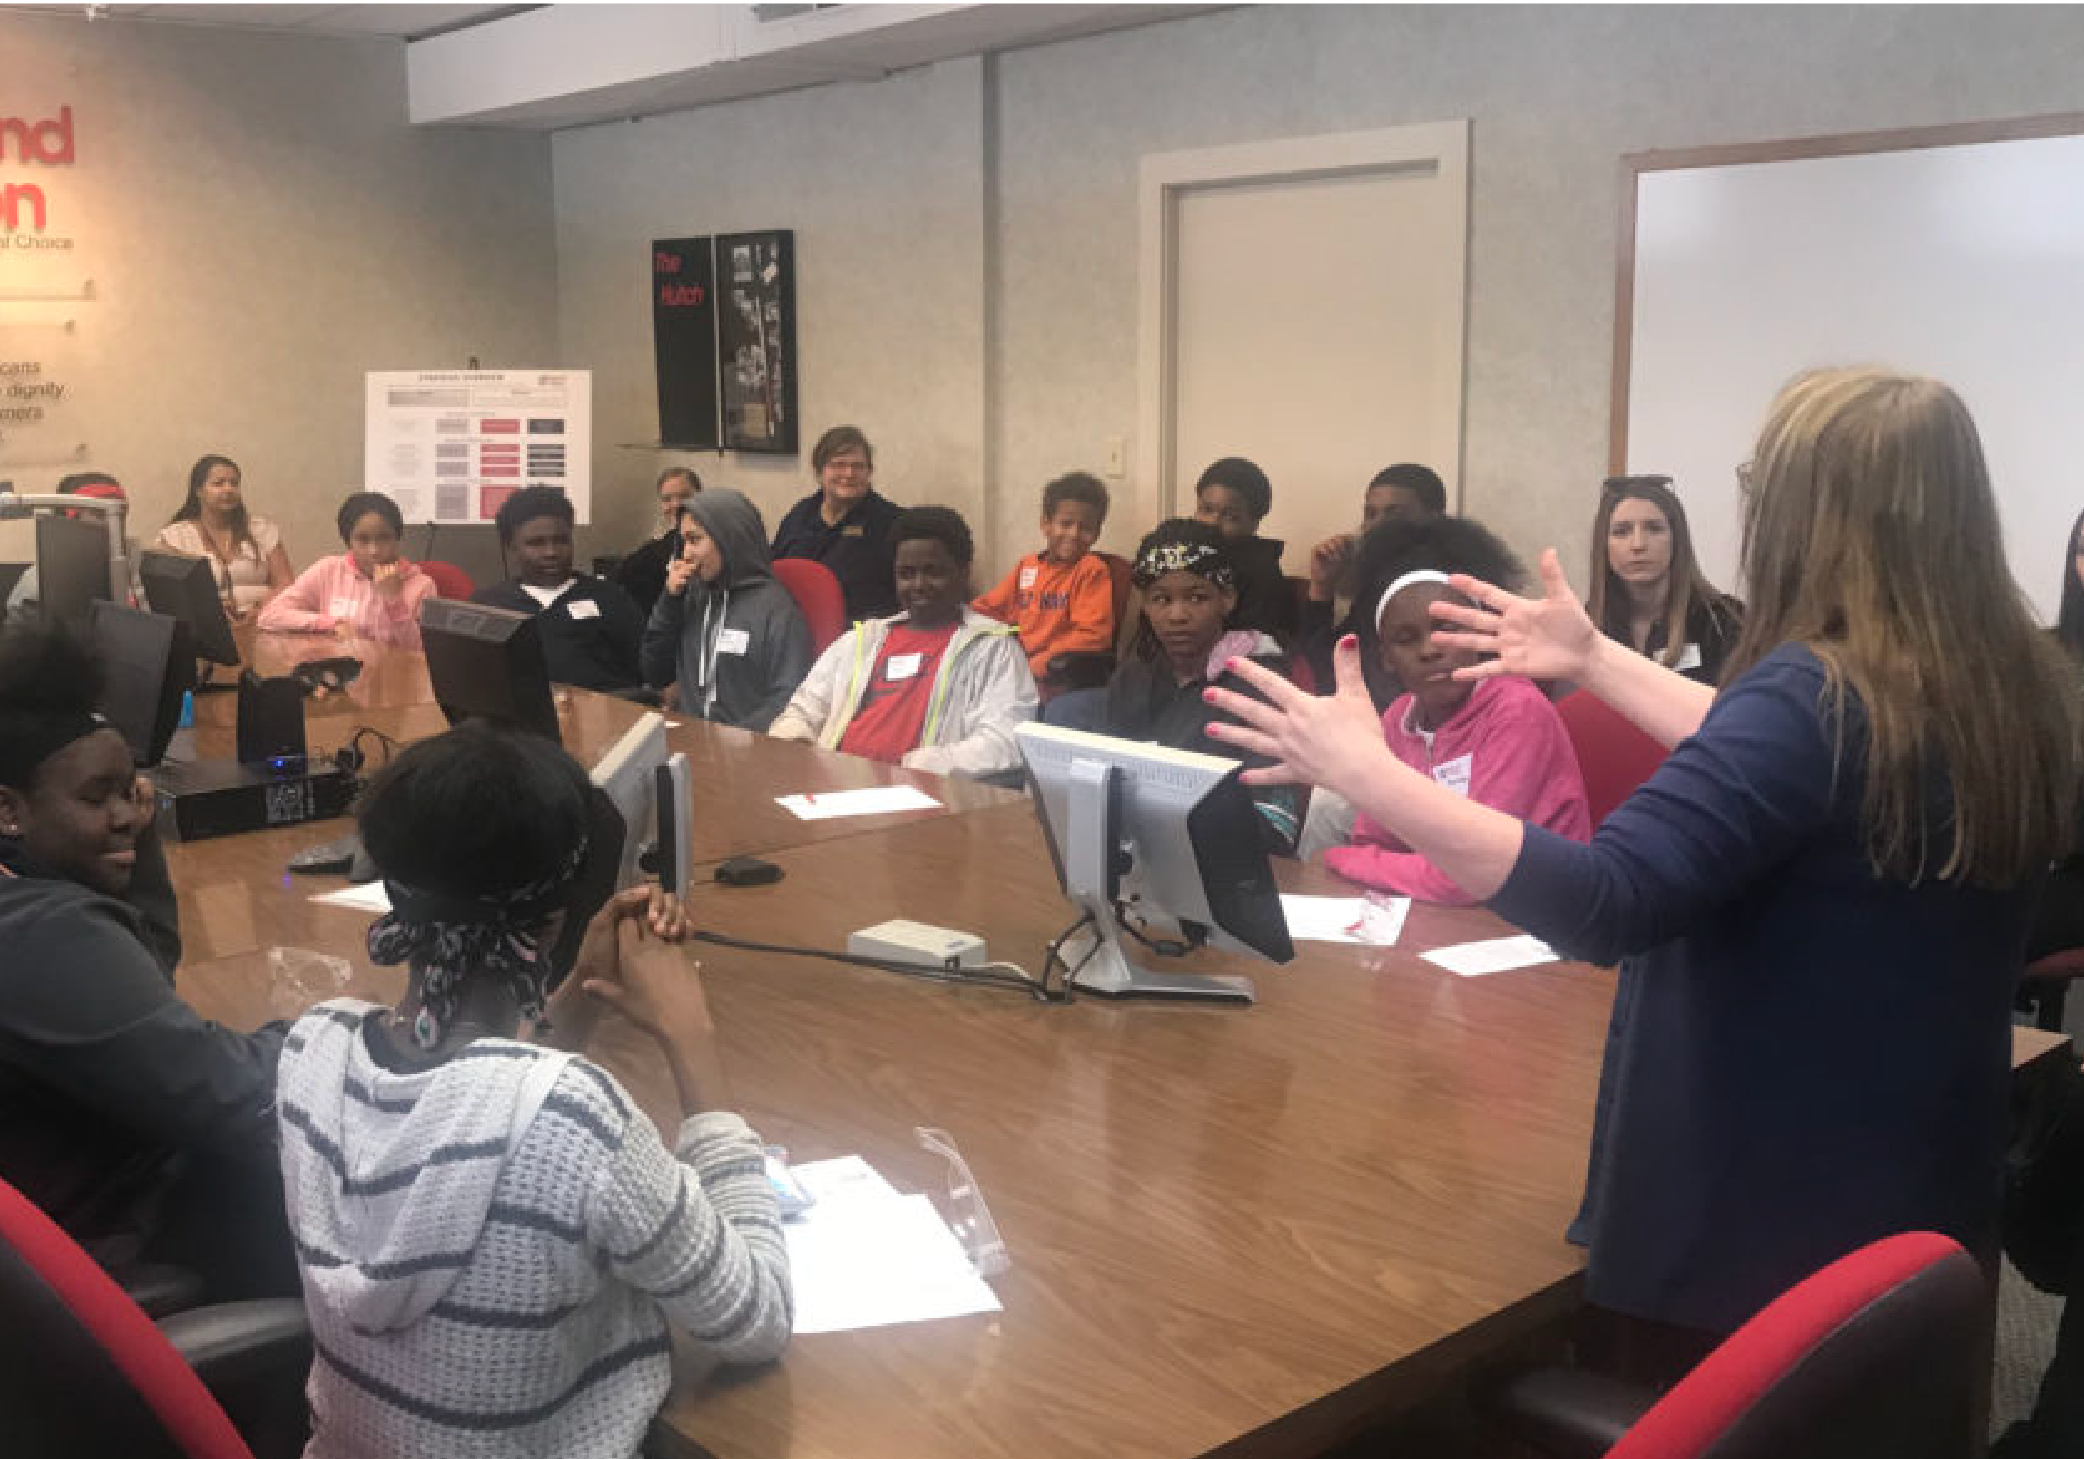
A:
277 1001 791 1459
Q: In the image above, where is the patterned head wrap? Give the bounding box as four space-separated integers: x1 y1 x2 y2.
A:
366 837 587 1049
1132 536 1235 593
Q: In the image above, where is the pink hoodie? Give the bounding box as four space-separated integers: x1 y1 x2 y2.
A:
257 552 435 648
1324 675 1591 905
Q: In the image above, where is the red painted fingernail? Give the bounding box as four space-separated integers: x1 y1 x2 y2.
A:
1202 688 1217 703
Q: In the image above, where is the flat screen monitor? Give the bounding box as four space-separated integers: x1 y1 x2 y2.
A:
88 601 192 767
1015 722 1293 1002
35 513 111 631
588 711 690 900
420 598 559 742
138 551 241 667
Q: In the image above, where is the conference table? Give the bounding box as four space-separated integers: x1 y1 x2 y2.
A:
161 634 2066 1459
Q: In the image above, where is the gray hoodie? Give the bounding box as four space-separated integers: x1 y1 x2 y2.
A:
642 488 813 730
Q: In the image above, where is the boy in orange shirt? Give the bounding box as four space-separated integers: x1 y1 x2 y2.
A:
972 471 1115 690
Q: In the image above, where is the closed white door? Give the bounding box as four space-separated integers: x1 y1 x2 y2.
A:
1142 123 1468 575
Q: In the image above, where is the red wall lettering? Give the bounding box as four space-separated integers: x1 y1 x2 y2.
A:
0 107 75 166
654 251 682 274
0 183 47 231
658 283 707 307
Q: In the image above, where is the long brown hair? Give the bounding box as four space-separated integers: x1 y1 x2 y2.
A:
1587 476 1730 670
1726 367 2078 886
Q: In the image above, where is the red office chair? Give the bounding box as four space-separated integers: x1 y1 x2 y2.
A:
1480 1232 1985 1459
1043 552 1136 695
772 557 848 653
1557 688 1670 826
0 1176 311 1459
417 559 476 600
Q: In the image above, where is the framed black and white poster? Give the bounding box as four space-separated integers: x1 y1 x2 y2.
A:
716 229 797 454
650 237 720 449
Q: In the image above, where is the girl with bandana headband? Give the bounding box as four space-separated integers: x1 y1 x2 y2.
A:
276 721 791 1457
1096 518 1301 853
0 623 297 1301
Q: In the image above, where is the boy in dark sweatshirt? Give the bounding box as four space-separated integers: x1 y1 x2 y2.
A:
474 486 648 693
643 487 814 730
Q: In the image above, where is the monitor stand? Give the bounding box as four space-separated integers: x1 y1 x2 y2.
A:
1058 759 1254 1004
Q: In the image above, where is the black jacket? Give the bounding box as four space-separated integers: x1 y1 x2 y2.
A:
770 489 904 622
474 575 646 693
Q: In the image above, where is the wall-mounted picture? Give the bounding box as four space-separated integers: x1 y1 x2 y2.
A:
716 229 797 454
650 236 721 449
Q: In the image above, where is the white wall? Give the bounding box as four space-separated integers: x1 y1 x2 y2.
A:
0 12 557 582
554 4 2084 597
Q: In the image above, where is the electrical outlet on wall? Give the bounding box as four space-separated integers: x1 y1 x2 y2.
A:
1103 434 1127 480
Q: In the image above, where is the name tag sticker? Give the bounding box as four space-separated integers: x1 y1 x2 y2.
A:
566 598 600 621
1675 642 1704 672
328 597 353 618
886 652 923 681
1018 565 1039 590
1431 754 1473 797
842 524 865 538
717 627 751 655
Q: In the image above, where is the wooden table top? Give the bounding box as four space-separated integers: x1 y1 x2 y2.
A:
177 799 1617 1459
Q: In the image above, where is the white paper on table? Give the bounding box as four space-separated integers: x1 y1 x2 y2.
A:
1279 893 1409 946
310 883 393 913
775 785 943 821
1421 933 1560 977
782 1158 1001 1335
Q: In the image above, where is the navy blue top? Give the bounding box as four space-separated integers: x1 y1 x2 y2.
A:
770 488 903 622
1491 643 2030 1334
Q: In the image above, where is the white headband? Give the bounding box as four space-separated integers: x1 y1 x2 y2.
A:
1374 569 1454 630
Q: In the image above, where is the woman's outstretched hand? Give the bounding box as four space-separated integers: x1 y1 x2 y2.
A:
1202 636 1389 799
1428 547 1599 685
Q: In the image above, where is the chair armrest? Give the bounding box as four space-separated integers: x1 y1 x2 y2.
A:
1044 651 1116 692
121 1262 208 1319
1471 1364 1659 1459
158 1299 312 1391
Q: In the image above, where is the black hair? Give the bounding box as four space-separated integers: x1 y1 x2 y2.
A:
655 465 701 493
811 424 874 474
2059 505 2084 664
56 471 121 496
1350 516 1523 659
170 454 250 546
1194 457 1272 521
1041 471 1109 522
1367 462 1447 516
336 490 404 544
494 486 574 544
892 505 974 567
0 623 105 790
358 721 593 902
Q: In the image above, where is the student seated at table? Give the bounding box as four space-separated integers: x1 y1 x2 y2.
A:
1318 517 1589 903
277 722 791 1459
1589 474 1744 685
154 453 297 621
0 623 294 1301
1191 455 1297 640
259 490 436 648
970 470 1116 690
641 486 811 730
474 486 646 694
5 471 136 626
770 505 1035 777
1299 462 1448 704
770 424 905 622
1098 518 1300 853
612 465 700 616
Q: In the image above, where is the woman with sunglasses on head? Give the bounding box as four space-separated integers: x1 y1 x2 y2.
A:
1589 475 1743 685
1205 369 2080 1365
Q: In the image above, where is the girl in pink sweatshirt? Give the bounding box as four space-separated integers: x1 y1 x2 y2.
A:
258 491 435 648
1324 517 1590 903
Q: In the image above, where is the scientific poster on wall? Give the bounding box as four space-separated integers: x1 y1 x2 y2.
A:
363 370 592 524
716 230 797 454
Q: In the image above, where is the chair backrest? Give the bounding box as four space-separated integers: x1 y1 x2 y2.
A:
418 559 475 600
1097 551 1133 628
772 556 848 653
1556 689 1670 826
0 1176 255 1459
1608 1231 1984 1459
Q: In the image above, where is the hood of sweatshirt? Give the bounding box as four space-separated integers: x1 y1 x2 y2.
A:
279 1001 563 1334
683 488 774 591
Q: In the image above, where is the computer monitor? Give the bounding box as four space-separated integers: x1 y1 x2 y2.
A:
589 711 690 900
35 512 112 631
88 601 193 767
420 598 560 741
138 550 241 667
1015 722 1294 1003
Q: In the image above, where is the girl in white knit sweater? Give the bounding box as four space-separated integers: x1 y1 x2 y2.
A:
276 723 791 1459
